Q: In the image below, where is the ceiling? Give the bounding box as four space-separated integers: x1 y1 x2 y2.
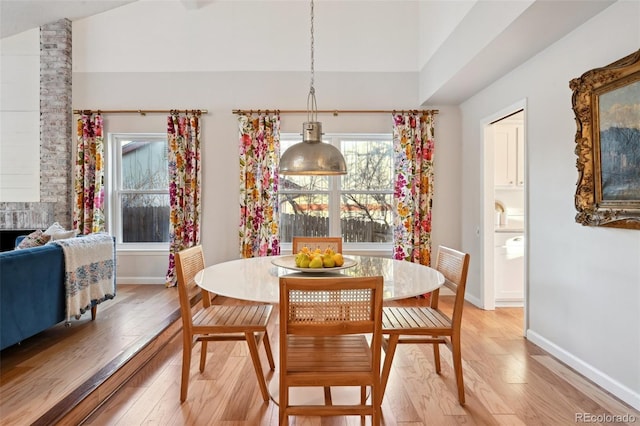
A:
1 0 617 105
0 1 137 38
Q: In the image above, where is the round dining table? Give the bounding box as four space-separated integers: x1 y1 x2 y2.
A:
194 254 445 303
194 254 445 406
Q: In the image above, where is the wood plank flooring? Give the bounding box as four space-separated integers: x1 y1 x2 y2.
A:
86 293 638 425
0 284 180 425
1 285 638 425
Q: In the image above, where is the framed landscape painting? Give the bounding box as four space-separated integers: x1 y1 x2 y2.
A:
571 49 640 229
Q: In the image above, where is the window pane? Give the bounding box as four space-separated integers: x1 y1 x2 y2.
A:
342 139 393 191
278 134 393 247
121 194 169 242
340 138 393 243
341 193 393 243
280 175 329 191
279 193 329 242
122 140 168 190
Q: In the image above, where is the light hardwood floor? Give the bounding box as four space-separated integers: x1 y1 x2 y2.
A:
0 284 179 425
83 292 638 425
1 285 637 425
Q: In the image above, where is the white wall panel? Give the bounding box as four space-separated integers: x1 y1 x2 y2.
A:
0 29 39 202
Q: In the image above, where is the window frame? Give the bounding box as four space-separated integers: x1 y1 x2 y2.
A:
107 133 170 251
279 132 394 257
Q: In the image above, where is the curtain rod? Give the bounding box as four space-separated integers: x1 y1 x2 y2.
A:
232 109 438 116
72 109 208 116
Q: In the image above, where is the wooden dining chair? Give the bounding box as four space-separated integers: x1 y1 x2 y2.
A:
380 246 471 404
291 236 343 253
278 275 384 425
175 246 275 403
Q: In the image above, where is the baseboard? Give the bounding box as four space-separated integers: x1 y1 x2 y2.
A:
495 300 524 308
526 329 640 411
464 292 483 309
117 276 165 285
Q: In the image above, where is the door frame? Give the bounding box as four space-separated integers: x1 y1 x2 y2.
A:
480 99 528 334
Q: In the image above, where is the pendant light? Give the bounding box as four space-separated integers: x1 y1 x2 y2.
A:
279 0 347 175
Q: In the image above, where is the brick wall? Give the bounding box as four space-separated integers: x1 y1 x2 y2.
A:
0 19 72 231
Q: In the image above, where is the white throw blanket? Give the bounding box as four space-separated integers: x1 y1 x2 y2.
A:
52 233 116 321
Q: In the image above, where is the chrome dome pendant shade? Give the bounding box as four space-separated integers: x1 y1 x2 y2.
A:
279 121 347 175
278 0 347 176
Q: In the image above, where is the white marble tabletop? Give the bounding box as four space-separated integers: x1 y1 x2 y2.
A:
195 254 444 303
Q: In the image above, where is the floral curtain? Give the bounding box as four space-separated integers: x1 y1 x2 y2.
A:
392 112 436 268
165 112 202 287
238 114 281 258
73 113 105 235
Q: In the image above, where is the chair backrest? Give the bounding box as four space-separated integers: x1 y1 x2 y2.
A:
279 275 383 338
291 236 343 254
431 246 470 327
175 245 211 332
279 276 383 419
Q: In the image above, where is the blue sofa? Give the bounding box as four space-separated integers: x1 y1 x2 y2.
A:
0 242 67 350
0 235 114 351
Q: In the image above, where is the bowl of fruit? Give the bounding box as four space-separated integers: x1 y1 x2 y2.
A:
271 247 357 273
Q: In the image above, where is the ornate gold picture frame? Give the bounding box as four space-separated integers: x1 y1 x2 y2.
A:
570 49 640 229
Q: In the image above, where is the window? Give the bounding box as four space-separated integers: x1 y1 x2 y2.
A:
279 133 393 252
108 133 170 247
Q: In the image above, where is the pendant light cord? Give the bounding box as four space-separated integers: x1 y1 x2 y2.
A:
307 0 318 123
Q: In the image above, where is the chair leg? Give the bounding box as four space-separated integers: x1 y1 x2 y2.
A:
246 332 270 402
380 334 399 400
360 386 366 425
199 340 208 372
262 330 276 370
372 383 381 426
451 335 465 405
372 396 380 426
279 384 288 426
180 339 192 402
433 340 441 374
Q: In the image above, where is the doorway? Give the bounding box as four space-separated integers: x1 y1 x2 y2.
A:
481 101 528 331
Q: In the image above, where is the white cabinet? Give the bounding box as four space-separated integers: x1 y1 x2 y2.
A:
494 123 524 187
494 232 524 306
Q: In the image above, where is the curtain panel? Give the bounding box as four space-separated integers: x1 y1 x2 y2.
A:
165 112 202 287
392 112 436 267
238 114 281 258
73 113 105 235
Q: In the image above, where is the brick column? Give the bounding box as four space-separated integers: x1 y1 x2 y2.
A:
40 18 73 228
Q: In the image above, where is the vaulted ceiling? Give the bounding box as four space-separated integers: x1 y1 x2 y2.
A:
0 0 617 105
0 1 138 38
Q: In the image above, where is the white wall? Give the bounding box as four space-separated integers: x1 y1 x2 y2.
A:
459 0 639 409
72 0 420 73
417 0 475 68
0 29 40 202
